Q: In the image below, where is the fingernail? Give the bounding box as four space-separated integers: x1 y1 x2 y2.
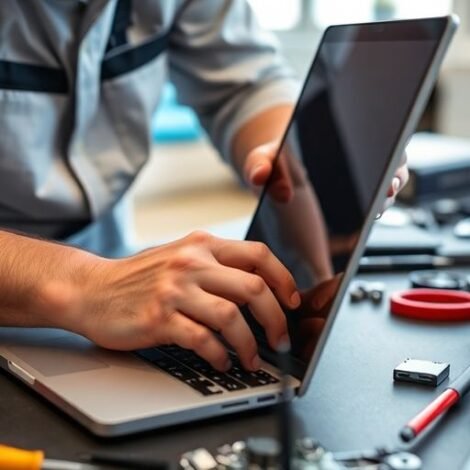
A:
290 292 301 308
392 177 400 193
278 334 291 351
223 359 232 371
251 355 261 370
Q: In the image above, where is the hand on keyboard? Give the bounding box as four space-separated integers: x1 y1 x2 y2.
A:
69 231 300 372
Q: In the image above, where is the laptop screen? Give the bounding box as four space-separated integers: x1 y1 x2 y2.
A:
243 18 449 379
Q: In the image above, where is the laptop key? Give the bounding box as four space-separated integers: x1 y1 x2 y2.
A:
185 378 224 396
253 370 279 384
136 348 168 362
202 371 247 391
137 349 200 381
227 366 279 387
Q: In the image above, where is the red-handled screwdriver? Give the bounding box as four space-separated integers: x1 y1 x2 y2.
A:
400 364 470 442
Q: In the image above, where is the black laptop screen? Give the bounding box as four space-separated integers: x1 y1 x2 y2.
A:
243 18 448 378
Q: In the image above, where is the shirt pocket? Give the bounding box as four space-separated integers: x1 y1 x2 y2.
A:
91 32 169 180
0 61 74 220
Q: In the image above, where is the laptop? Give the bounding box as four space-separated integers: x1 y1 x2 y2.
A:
0 16 458 436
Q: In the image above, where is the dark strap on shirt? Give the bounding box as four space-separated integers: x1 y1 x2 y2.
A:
101 0 192 81
105 0 132 53
0 60 68 94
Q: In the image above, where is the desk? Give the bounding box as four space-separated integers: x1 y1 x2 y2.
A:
1 271 469 469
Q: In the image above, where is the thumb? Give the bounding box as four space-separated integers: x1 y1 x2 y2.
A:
244 142 279 187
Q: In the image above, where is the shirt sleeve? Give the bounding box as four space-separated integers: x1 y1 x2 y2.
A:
168 0 301 162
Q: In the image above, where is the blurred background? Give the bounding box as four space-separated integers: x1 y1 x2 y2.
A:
130 0 470 246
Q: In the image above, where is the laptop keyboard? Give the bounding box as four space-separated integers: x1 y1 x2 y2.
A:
136 345 279 396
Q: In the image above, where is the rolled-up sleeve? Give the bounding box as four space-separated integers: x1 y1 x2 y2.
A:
168 0 301 161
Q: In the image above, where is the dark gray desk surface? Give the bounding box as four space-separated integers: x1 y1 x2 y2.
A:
1 271 470 469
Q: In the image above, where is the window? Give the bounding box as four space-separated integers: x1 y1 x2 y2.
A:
248 0 453 32
247 0 302 30
313 0 453 28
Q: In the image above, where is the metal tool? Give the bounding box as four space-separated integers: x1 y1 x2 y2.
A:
333 447 422 469
0 444 102 470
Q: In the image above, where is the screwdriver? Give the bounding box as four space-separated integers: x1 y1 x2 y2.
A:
0 445 103 470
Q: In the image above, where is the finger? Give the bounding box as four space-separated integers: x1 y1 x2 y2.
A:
244 142 277 186
244 144 294 203
211 238 300 309
198 266 289 350
387 159 409 198
396 163 409 189
386 176 401 198
177 288 260 370
164 312 230 371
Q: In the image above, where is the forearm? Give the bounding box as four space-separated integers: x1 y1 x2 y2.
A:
231 104 294 174
0 230 96 331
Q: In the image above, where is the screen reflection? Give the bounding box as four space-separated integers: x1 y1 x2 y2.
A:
243 28 441 378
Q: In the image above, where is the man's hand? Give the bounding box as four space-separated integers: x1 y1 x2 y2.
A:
58 232 300 372
244 141 409 209
383 153 409 212
244 141 295 203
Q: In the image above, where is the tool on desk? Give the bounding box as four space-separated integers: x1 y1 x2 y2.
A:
0 444 102 470
180 440 423 469
409 270 468 291
390 288 470 322
393 359 450 387
359 254 470 273
82 451 169 469
400 364 470 442
333 447 422 470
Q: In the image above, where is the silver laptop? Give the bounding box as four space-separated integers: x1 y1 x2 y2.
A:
0 16 458 437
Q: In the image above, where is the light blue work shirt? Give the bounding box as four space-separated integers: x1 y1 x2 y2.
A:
0 0 298 257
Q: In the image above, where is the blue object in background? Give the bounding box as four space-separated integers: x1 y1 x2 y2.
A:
152 82 203 142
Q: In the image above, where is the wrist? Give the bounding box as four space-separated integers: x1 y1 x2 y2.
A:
36 248 105 335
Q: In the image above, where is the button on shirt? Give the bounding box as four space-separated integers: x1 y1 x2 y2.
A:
0 0 299 257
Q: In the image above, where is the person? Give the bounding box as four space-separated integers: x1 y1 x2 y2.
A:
0 1 407 373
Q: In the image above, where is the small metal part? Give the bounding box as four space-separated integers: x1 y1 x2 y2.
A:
454 217 470 239
350 282 385 304
215 442 246 469
383 452 422 470
179 448 218 470
232 441 247 454
393 359 450 387
295 437 325 462
350 283 368 302
245 437 280 469
367 282 385 304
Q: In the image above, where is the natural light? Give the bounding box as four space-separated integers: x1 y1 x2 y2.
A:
248 0 453 30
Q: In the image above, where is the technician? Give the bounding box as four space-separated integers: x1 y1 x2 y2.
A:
0 1 407 372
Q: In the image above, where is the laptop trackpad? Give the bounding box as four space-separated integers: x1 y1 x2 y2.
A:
6 334 109 377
